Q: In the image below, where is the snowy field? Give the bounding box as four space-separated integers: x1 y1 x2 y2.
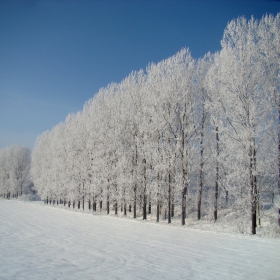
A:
0 200 280 280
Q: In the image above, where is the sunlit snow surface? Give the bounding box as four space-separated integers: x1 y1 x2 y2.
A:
0 200 279 280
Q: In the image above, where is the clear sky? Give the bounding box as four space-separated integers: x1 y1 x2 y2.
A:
0 0 280 151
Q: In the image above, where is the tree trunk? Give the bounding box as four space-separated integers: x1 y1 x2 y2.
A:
258 201 261 226
214 180 218 222
134 203 136 218
225 190 228 206
198 143 204 221
252 210 257 235
198 103 205 221
168 173 171 224
133 139 138 219
197 134 204 222
143 158 147 220
157 174 160 223
156 203 160 222
250 144 257 235
107 195 109 215
256 180 261 226
143 198 147 220
197 190 202 221
124 203 127 216
181 186 187 225
133 186 137 218
214 126 219 222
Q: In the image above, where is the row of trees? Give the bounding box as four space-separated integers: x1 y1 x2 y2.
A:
31 14 280 234
0 145 32 198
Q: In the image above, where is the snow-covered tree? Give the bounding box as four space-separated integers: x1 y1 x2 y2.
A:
30 13 280 235
0 145 31 198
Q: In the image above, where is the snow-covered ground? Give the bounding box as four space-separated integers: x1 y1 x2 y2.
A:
0 200 280 280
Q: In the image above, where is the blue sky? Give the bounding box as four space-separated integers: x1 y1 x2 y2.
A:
0 0 279 150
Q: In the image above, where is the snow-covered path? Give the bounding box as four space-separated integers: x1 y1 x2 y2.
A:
0 200 279 280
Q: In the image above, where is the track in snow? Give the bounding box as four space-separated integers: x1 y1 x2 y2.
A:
0 200 279 280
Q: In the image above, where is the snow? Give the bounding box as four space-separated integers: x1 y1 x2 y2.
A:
0 200 280 280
